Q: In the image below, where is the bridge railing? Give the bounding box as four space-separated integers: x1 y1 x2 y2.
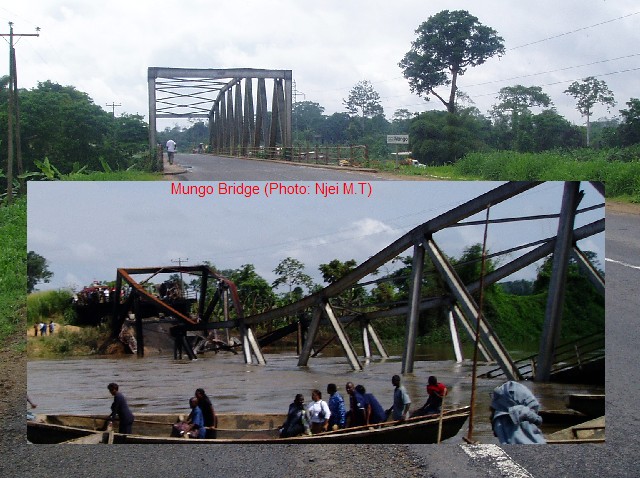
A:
211 145 370 167
482 331 605 381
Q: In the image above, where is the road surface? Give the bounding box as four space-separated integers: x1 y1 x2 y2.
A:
166 153 398 181
3 198 637 478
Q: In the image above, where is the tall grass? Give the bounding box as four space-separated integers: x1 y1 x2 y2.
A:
0 197 27 340
453 149 640 201
27 290 75 324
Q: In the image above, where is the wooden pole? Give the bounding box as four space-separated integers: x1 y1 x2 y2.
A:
466 205 491 443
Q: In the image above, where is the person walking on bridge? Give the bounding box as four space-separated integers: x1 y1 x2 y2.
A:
166 139 176 164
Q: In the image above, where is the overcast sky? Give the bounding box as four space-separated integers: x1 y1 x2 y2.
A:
27 181 604 292
2 1 638 129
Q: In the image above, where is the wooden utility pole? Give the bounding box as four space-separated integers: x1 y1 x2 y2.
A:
1 22 39 203
106 102 121 117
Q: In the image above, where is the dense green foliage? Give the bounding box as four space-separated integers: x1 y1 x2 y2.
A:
27 289 75 324
0 197 26 340
2 81 149 175
453 148 640 200
27 251 52 293
399 10 505 114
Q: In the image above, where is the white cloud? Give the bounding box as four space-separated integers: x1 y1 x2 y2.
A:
4 0 637 126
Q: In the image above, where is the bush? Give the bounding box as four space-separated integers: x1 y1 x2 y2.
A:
27 289 74 323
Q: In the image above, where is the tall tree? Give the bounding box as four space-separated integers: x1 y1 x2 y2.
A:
272 257 313 302
491 85 552 151
564 77 615 146
343 80 384 121
27 251 53 293
399 10 504 114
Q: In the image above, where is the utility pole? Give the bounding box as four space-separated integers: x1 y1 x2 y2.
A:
171 257 189 296
1 22 39 203
291 80 305 138
106 102 121 117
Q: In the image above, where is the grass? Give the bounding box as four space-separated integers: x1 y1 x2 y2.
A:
370 147 640 202
0 197 27 342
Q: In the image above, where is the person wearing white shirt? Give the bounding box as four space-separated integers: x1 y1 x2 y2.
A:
307 389 331 434
166 139 177 164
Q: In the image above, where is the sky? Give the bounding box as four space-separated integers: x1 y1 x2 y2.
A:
27 181 605 293
1 1 638 129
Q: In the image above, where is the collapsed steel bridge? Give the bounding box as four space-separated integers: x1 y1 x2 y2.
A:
112 181 605 382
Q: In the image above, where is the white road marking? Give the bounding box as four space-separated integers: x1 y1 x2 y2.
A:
605 257 640 270
462 444 535 478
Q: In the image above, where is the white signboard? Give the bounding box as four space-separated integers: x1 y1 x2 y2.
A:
387 134 409 144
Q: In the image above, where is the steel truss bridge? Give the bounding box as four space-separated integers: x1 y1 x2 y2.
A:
112 181 604 382
148 67 292 161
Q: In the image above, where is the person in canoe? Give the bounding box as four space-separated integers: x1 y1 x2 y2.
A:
107 382 135 434
279 394 310 438
195 388 218 439
307 389 331 434
326 383 346 430
355 385 386 426
412 375 447 417
490 380 546 444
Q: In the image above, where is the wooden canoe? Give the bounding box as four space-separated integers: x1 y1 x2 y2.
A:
28 406 470 444
545 416 605 444
566 393 605 418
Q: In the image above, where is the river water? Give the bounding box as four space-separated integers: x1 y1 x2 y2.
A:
27 344 603 444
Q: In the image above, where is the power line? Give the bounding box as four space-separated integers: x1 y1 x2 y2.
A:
508 11 640 50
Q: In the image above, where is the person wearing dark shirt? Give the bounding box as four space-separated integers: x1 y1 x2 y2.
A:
279 394 310 438
345 382 366 427
107 382 134 434
355 385 387 425
195 388 218 438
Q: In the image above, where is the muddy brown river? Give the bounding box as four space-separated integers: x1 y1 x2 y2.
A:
27 345 602 444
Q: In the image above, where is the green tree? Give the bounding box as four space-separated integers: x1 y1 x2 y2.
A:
343 80 384 122
228 264 277 315
272 257 313 302
18 81 112 173
530 110 582 151
321 112 351 144
318 259 367 311
399 10 505 114
292 101 325 143
409 109 490 164
27 251 53 293
564 77 616 146
618 98 640 146
491 85 552 152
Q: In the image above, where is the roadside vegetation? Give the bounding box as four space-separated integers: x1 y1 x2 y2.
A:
0 197 26 343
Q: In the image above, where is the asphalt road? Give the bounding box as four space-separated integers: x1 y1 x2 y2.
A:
168 153 398 181
4 189 637 477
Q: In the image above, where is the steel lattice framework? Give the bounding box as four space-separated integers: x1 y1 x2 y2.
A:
148 67 292 155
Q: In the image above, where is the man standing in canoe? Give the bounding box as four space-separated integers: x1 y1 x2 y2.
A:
389 375 411 421
107 382 135 434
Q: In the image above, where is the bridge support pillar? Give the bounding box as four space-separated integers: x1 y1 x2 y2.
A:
536 182 581 381
426 237 521 381
402 242 425 374
448 309 464 363
365 322 389 359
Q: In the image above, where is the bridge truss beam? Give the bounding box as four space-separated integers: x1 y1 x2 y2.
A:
148 67 292 164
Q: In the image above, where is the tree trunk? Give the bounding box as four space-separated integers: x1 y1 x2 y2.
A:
448 68 459 114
